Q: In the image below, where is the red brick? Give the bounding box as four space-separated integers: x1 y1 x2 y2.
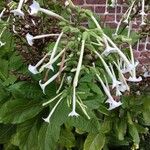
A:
146 44 150 50
72 0 84 5
86 0 105 4
81 6 94 11
108 6 121 13
104 15 115 22
106 23 118 28
95 6 105 13
133 51 141 58
122 6 128 13
117 0 126 4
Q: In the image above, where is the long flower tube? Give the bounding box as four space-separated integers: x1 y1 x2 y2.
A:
109 63 122 96
26 33 60 46
94 50 121 89
28 54 49 74
127 44 142 82
104 0 109 15
114 6 131 35
42 92 63 106
114 0 118 24
68 32 88 117
28 47 65 75
110 0 116 7
44 32 63 71
29 1 67 22
39 48 66 73
39 66 66 94
113 61 130 92
10 0 25 17
101 37 117 56
123 0 136 24
140 0 147 26
93 64 122 110
43 96 63 123
90 14 133 71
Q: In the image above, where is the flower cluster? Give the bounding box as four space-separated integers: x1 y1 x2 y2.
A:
0 0 149 124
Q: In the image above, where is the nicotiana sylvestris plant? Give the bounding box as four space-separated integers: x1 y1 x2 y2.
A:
0 0 149 149
2 0 148 121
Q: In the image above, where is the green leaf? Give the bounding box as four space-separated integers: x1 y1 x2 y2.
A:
88 83 102 95
84 133 105 150
38 123 60 150
98 104 110 116
0 99 42 124
59 128 75 148
0 124 16 144
38 99 69 150
114 118 127 141
128 124 140 145
67 117 100 133
11 119 40 150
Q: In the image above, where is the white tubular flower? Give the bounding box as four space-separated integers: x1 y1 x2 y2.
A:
102 37 117 56
110 0 116 7
114 1 118 24
0 41 6 47
39 32 63 72
68 86 79 117
114 61 130 92
127 44 142 82
69 33 87 117
104 0 109 15
103 33 132 68
94 50 121 89
109 63 122 95
95 70 122 110
106 98 122 110
28 54 48 74
42 92 63 106
10 0 25 17
43 97 63 123
143 71 150 78
26 33 60 46
90 14 131 68
29 1 66 21
77 99 90 119
39 66 66 94
140 0 147 26
0 8 6 20
123 0 136 24
65 0 70 7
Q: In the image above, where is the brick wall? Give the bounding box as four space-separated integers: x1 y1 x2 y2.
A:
72 0 150 66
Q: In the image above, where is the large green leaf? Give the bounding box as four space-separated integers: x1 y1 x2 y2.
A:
128 124 140 145
38 123 60 150
59 128 75 148
0 124 16 144
67 117 100 133
38 99 70 150
11 119 40 150
84 133 105 150
0 99 42 124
